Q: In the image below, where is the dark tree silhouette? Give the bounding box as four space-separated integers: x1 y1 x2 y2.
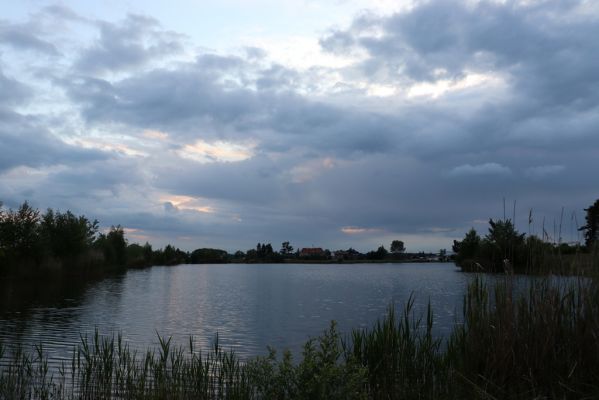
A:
0 202 41 263
579 199 599 248
452 228 481 260
95 226 127 267
280 241 294 255
390 240 405 254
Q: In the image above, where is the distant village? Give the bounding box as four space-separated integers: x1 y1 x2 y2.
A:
177 241 452 265
296 246 448 262
124 238 454 266
126 241 452 267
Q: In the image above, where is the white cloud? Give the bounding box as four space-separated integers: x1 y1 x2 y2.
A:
407 72 505 99
177 140 255 164
340 226 382 235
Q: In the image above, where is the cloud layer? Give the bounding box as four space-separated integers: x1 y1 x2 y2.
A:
0 1 597 251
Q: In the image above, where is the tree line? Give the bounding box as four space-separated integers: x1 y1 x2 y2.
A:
0 202 190 277
452 199 599 273
0 201 447 277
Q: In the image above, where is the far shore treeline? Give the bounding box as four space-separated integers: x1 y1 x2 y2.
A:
0 201 442 278
1 199 598 277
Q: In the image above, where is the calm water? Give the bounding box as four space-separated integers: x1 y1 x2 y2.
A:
1 263 483 364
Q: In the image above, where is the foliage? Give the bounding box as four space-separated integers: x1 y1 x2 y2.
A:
125 242 155 268
0 202 146 274
40 209 98 259
453 216 594 274
190 248 229 263
390 240 405 254
580 199 599 248
152 244 189 266
280 241 294 256
446 277 599 399
474 218 526 272
0 202 41 265
246 243 283 263
366 245 388 260
347 301 444 399
94 226 127 268
452 228 481 268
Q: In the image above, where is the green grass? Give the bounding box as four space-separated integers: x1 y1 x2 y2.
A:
2 275 599 399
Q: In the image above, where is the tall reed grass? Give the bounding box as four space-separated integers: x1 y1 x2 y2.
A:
2 275 598 399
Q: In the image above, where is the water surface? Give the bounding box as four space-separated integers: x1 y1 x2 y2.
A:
1 263 475 363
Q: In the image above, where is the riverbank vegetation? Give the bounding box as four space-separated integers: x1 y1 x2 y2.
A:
0 201 442 278
1 275 598 399
2 198 597 276
452 199 599 275
0 202 189 277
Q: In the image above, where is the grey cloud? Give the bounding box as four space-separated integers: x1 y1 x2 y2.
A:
244 46 267 60
0 109 107 173
63 60 402 156
154 155 287 205
448 163 511 177
0 71 31 106
524 165 565 179
196 53 245 72
163 201 178 213
41 5 87 22
321 0 599 103
319 30 355 54
0 21 60 55
3 2 597 252
75 14 184 73
256 64 300 91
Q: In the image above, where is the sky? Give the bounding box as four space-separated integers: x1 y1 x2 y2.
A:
1 0 598 253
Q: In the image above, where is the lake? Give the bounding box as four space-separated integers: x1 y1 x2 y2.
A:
1 262 489 365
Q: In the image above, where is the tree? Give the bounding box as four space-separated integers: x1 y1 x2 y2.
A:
485 218 525 260
452 228 481 268
256 243 274 258
40 209 98 259
190 248 228 263
377 246 388 258
0 201 41 262
95 225 127 267
367 245 388 260
280 241 294 256
439 249 447 261
233 250 245 259
390 240 405 254
579 199 599 248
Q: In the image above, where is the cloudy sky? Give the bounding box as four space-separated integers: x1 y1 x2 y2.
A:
1 0 598 252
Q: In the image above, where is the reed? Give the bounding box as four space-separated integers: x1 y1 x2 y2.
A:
2 275 598 399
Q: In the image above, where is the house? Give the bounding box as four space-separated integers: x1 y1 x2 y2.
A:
333 248 361 261
300 247 326 258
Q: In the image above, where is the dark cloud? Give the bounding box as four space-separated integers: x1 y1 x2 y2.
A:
2 1 598 251
0 108 107 173
321 0 599 105
62 60 403 156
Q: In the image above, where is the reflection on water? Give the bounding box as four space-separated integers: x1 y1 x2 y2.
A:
1 263 487 362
